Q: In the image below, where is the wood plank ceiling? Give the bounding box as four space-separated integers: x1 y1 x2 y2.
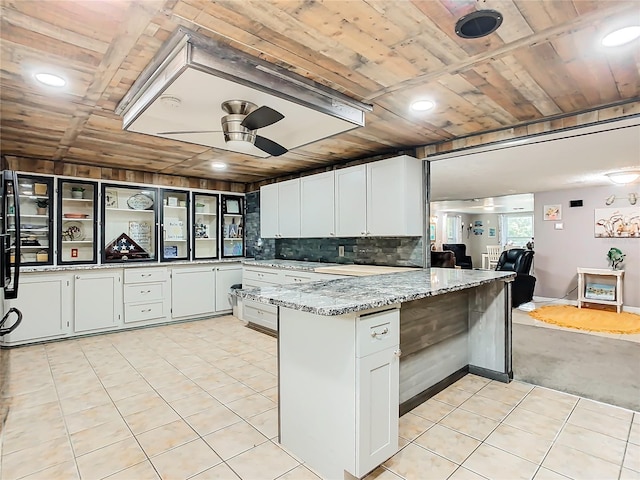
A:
1 0 639 184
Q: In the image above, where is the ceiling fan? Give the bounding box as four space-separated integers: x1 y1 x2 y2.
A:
158 100 288 157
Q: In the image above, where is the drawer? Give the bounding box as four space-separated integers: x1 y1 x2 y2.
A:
282 272 315 284
243 299 278 331
243 268 281 284
124 283 164 303
125 268 167 284
357 309 400 358
124 301 165 323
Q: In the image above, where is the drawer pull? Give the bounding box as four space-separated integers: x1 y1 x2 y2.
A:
140 290 151 294
371 327 389 338
141 273 151 277
141 308 152 313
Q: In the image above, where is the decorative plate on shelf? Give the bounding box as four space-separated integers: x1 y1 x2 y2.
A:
127 193 154 210
63 213 89 219
62 221 84 241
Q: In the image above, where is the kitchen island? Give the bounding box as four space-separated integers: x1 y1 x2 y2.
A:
238 267 515 479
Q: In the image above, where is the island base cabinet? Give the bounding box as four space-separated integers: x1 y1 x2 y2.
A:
2 274 71 345
279 306 400 480
355 347 400 478
74 272 122 333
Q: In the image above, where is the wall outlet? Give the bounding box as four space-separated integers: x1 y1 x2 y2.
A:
338 245 345 257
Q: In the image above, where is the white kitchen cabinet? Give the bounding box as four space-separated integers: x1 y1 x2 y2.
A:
123 267 168 324
2 274 72 345
74 271 123 333
300 171 335 238
356 346 400 476
214 264 242 312
260 183 279 238
260 179 300 238
335 164 367 237
279 307 400 479
171 266 216 319
367 155 423 236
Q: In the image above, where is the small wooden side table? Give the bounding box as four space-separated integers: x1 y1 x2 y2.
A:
577 267 624 313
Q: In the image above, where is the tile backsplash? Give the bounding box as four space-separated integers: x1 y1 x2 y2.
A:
245 191 424 267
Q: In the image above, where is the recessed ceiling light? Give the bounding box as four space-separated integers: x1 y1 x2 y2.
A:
411 100 435 112
34 73 66 87
602 26 640 47
211 162 227 170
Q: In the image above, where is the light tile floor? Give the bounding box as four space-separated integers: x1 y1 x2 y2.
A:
1 315 638 480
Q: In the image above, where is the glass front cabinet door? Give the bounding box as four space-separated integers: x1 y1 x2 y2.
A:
57 179 98 264
15 174 54 266
101 184 158 263
160 189 190 262
221 195 244 258
192 192 218 260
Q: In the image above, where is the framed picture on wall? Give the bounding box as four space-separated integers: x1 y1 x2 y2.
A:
488 227 496 238
543 204 562 221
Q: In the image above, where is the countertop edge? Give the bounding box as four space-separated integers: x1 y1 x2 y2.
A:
239 271 516 316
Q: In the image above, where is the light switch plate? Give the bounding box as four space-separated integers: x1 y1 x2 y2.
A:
554 223 564 230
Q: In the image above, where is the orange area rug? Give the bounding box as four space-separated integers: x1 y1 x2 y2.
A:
529 305 640 334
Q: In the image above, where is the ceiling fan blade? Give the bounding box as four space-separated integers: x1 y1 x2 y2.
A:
241 106 284 130
254 135 288 157
157 130 222 135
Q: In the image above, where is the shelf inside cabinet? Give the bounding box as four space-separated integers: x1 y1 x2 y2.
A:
196 238 216 241
164 205 187 210
61 240 93 244
224 214 243 217
18 194 48 200
106 207 154 213
19 214 48 218
195 212 217 216
62 198 93 202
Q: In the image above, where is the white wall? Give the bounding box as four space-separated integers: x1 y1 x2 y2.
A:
535 184 640 308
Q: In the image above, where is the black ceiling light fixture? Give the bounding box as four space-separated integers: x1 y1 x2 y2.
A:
455 9 503 39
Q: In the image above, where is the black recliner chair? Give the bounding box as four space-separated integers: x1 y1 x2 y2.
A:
495 248 536 307
442 243 473 269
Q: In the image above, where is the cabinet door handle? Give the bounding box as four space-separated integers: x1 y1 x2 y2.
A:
361 231 366 235
371 327 389 338
330 232 335 236
394 349 402 358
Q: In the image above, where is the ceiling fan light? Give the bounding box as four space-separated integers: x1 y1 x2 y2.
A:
411 100 435 112
602 26 640 47
34 72 66 87
606 170 640 184
226 139 255 152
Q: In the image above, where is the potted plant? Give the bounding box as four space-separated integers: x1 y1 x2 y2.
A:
36 198 48 215
71 186 85 199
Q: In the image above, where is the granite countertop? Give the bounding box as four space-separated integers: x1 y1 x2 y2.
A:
20 258 243 273
238 268 516 316
242 259 341 272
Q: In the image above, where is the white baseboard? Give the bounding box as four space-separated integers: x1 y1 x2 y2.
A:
532 296 640 314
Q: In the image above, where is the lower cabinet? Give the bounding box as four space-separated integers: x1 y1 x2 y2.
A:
279 307 400 479
74 271 123 333
124 267 169 324
242 299 278 331
2 274 72 345
214 264 242 312
2 262 242 346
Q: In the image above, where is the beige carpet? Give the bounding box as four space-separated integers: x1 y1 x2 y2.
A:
529 305 640 334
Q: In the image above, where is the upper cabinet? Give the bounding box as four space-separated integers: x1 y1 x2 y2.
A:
221 195 244 258
366 156 423 236
101 184 158 264
14 174 54 266
301 172 335 238
260 179 300 238
262 156 423 239
192 192 219 260
57 179 98 265
160 189 190 262
335 165 367 237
